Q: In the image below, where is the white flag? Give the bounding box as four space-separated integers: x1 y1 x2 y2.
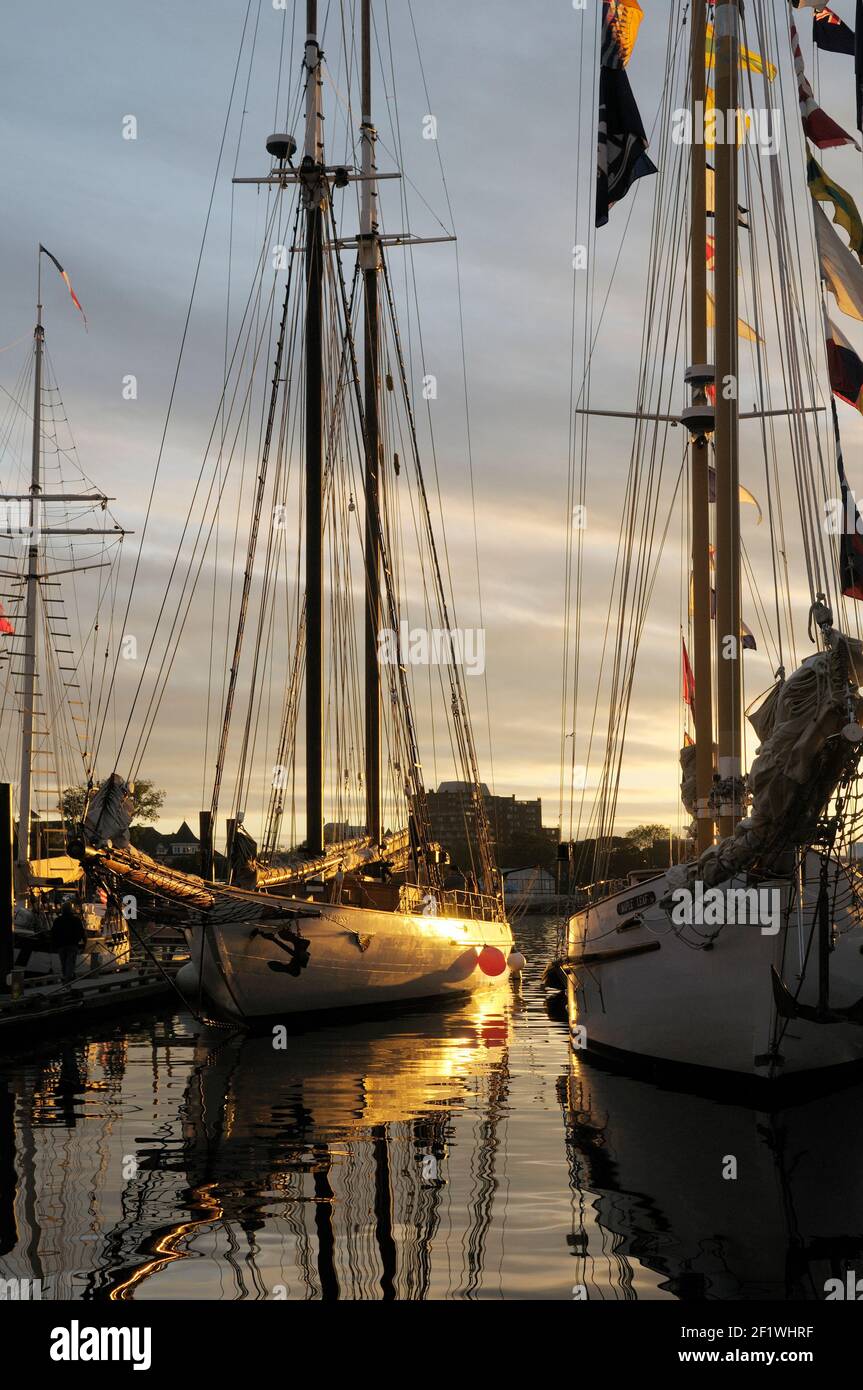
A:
814 201 863 320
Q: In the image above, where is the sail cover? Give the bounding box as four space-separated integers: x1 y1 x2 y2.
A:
667 625 863 891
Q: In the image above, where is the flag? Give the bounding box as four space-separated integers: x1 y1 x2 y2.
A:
704 87 756 148
807 148 863 258
741 621 758 651
707 466 764 521
39 245 87 328
814 200 863 318
831 395 863 598
739 483 763 523
683 730 694 748
826 313 863 412
791 17 859 147
601 1 643 68
596 3 656 226
706 290 763 343
682 637 696 715
705 23 777 80
814 7 855 55
706 233 715 271
705 164 750 228
0 604 13 636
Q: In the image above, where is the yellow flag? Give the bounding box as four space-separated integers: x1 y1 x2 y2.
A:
704 87 752 149
706 290 763 344
705 22 777 81
607 1 644 67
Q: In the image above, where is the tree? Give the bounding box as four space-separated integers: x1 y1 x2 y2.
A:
59 779 166 826
624 824 669 852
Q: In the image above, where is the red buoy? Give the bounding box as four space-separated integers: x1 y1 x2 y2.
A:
476 945 507 977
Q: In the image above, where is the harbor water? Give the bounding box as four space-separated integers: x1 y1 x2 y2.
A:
1 916 862 1302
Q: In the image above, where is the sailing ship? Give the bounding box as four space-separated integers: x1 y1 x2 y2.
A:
75 0 516 1022
1 250 130 977
548 1 863 1090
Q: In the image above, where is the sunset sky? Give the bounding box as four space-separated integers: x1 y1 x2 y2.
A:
3 0 863 846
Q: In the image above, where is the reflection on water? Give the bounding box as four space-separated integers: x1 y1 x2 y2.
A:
0 918 861 1300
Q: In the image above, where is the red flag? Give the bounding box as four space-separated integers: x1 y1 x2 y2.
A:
790 17 859 148
682 637 696 716
0 604 13 636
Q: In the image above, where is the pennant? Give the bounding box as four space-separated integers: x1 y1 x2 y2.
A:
706 233 715 272
826 313 863 412
791 17 859 148
831 395 863 598
741 621 758 651
0 604 13 636
705 23 777 81
596 45 657 226
601 1 644 69
807 149 863 259
814 200 863 318
683 730 694 748
682 637 696 715
39 245 87 329
707 466 764 521
706 289 763 343
814 7 855 55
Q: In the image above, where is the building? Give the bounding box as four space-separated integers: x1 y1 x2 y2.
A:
131 820 201 867
502 865 556 905
426 781 553 868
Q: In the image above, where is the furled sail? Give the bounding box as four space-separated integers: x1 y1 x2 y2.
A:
667 616 863 891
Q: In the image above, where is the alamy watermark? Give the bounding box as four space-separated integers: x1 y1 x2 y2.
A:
377 621 485 676
669 880 780 935
671 101 781 156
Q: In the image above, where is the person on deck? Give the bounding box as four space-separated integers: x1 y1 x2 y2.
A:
51 901 86 984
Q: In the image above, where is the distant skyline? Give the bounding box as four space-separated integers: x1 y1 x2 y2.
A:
3 1 863 843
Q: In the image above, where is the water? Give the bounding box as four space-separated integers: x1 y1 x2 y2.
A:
1 917 862 1301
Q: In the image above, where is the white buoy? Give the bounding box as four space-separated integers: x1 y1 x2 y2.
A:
507 950 526 973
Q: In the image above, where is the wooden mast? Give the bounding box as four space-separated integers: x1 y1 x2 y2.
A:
361 0 382 847
690 0 715 854
304 0 325 857
713 0 742 839
18 275 43 866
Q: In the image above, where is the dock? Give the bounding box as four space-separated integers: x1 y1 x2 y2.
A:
0 965 179 1044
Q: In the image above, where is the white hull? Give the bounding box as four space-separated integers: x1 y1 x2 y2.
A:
177 899 515 1022
564 856 863 1086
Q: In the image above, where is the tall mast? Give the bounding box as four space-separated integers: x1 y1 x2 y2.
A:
304 0 325 857
690 0 715 854
17 274 43 866
361 0 382 846
713 0 742 839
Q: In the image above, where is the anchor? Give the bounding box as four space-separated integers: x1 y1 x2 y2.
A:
251 923 312 977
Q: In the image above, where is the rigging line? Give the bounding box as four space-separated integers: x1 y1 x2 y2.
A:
400 0 497 803
92 0 257 775
205 0 265 809
210 202 301 831
106 191 284 777
126 238 285 782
